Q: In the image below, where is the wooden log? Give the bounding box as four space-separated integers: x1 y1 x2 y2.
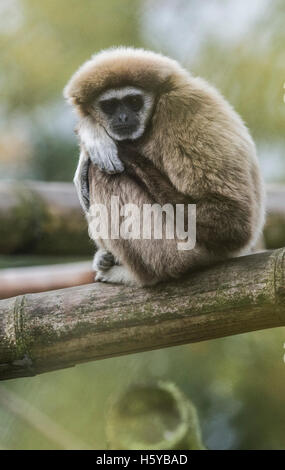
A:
0 181 92 255
0 248 284 381
0 261 94 300
263 184 285 249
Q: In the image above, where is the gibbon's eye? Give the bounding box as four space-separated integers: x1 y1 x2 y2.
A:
99 98 119 115
124 94 143 112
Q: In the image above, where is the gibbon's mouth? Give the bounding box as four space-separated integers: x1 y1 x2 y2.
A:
113 124 137 135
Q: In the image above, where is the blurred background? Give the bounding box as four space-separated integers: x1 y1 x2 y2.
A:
0 0 284 449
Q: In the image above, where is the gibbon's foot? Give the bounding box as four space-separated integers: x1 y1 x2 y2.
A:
93 249 115 272
95 265 138 286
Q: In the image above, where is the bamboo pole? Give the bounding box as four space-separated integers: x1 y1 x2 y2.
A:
0 248 284 381
0 261 93 300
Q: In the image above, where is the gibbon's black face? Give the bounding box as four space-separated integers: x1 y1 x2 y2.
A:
96 86 155 141
100 94 142 137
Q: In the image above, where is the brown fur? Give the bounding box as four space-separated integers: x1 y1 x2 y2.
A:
65 47 265 286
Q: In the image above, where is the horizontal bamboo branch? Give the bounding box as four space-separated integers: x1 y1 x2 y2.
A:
0 248 284 381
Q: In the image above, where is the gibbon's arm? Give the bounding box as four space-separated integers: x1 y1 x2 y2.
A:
150 90 263 252
74 117 125 212
118 145 254 255
153 91 251 197
195 195 253 255
78 117 124 175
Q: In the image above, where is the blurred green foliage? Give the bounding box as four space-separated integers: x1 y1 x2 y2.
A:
1 0 284 180
195 37 285 143
1 328 284 450
31 131 78 182
1 0 141 180
1 0 140 110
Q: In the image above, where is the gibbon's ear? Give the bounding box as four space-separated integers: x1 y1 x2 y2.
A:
78 117 124 174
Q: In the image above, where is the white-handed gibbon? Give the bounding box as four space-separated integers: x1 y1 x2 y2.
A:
64 47 265 286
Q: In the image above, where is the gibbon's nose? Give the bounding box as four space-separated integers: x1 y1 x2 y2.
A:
118 112 128 123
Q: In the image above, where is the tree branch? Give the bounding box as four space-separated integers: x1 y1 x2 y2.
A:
0 248 284 381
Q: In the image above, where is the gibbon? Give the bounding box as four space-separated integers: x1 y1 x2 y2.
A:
64 47 265 286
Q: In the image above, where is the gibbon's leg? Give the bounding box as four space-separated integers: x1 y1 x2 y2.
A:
95 265 139 286
93 249 139 285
